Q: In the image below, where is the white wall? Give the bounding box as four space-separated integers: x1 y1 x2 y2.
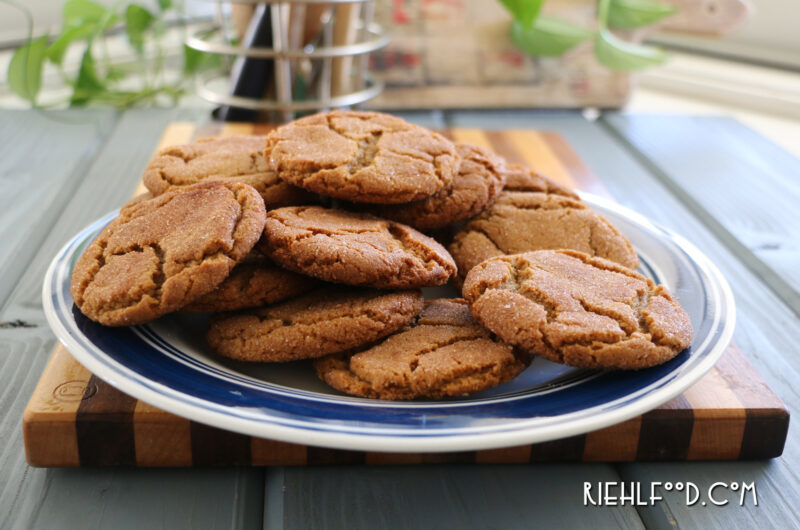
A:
655 0 800 69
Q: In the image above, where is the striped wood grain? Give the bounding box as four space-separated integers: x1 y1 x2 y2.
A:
22 124 789 467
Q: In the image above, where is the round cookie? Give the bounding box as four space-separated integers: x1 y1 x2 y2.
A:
363 143 507 231
261 206 457 289
314 299 530 400
502 163 579 197
182 252 317 313
207 287 424 362
448 185 639 286
71 181 266 326
265 110 459 204
143 135 314 207
462 250 693 370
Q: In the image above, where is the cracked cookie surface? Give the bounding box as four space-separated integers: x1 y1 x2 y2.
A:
143 135 314 208
265 110 459 204
314 299 530 400
462 250 693 370
182 251 317 313
71 181 267 326
207 287 424 362
261 206 457 288
363 143 507 231
448 174 639 286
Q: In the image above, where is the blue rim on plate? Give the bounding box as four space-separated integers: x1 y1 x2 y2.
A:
43 194 735 452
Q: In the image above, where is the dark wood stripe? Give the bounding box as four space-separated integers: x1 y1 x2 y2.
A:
421 452 475 464
740 409 790 459
529 434 586 462
190 422 251 466
76 375 137 466
713 345 789 458
540 132 610 197
636 395 694 460
306 447 365 465
485 130 527 166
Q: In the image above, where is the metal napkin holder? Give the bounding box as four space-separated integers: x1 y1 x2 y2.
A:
187 0 389 116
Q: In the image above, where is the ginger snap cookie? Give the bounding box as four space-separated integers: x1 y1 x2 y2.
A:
143 135 314 207
207 287 424 362
183 251 316 313
261 206 457 288
462 250 693 370
71 181 266 326
314 299 530 400
362 143 507 231
448 185 639 286
502 163 579 198
264 110 459 204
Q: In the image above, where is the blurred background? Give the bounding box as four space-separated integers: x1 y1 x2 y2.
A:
1 0 798 155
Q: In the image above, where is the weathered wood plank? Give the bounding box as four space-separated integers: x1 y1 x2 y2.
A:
8 467 263 530
269 465 644 530
602 114 800 315
0 109 117 312
445 111 800 529
0 108 264 530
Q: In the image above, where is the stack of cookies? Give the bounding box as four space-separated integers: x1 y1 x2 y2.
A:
70 110 693 401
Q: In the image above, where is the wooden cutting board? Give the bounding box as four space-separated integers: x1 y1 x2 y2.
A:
22 123 789 467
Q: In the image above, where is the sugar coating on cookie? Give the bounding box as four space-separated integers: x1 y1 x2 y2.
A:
261 206 457 289
363 143 507 231
449 186 639 286
314 298 530 400
71 182 266 326
143 135 313 207
265 110 459 204
207 287 424 362
183 252 317 313
462 250 693 370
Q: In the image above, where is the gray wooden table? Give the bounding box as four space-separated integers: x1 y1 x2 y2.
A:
1 108 797 529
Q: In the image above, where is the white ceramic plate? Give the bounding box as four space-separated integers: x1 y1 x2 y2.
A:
43 194 735 452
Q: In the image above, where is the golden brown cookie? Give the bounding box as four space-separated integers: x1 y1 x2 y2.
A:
502 163 579 197
314 299 530 400
207 287 424 362
182 252 317 313
448 184 639 286
261 206 457 288
71 182 266 326
143 135 314 207
264 110 459 204
362 143 507 231
462 250 693 370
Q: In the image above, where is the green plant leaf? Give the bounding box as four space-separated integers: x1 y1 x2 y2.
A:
594 30 667 70
46 24 97 65
608 0 676 29
70 48 106 106
157 0 172 10
183 44 204 74
63 0 109 26
8 35 48 104
125 4 155 54
105 65 127 82
511 17 593 57
500 0 545 28
183 44 221 74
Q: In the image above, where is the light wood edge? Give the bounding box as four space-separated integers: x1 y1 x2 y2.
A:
22 346 91 467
